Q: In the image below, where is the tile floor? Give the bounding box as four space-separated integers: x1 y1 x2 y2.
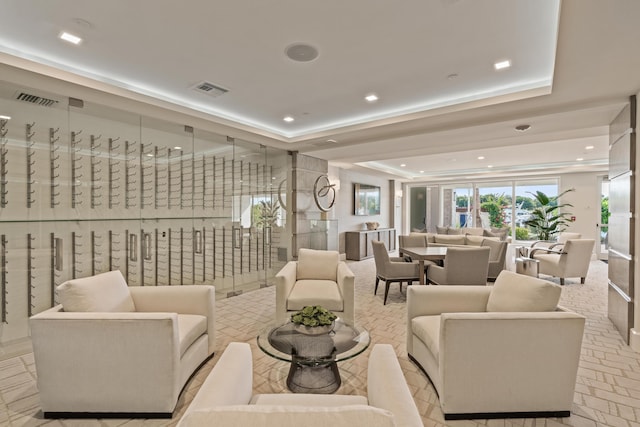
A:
0 256 632 426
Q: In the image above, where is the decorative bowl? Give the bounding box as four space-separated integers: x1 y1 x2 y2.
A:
293 321 335 336
365 221 379 230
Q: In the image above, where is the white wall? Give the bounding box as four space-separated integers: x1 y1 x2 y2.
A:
560 172 603 241
328 166 393 253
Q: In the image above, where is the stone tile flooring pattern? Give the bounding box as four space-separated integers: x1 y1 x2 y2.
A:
0 257 632 426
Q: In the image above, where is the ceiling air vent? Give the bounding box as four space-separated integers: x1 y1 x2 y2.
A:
192 81 228 98
15 92 59 107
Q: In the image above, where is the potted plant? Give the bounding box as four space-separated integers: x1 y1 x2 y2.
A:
524 188 575 241
291 305 337 335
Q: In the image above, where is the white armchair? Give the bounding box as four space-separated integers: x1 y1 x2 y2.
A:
29 270 215 418
530 238 595 285
276 248 355 325
407 270 585 419
178 342 423 427
528 232 582 253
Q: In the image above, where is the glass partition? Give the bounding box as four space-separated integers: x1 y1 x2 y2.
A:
0 79 292 346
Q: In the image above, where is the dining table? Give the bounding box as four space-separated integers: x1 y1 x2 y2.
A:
399 246 448 285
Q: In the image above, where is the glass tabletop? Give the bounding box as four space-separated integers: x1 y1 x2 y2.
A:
257 318 370 364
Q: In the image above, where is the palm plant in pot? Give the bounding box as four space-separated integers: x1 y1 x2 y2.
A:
291 305 337 335
523 188 575 241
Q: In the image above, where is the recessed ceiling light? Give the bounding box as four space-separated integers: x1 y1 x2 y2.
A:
326 139 338 143
365 94 378 102
488 165 494 168
174 146 182 150
419 170 424 173
283 116 294 122
494 60 511 70
0 115 10 120
146 153 154 157
272 176 276 180
515 124 531 132
477 156 485 160
400 164 406 167
60 31 82 45
576 158 584 161
585 145 594 150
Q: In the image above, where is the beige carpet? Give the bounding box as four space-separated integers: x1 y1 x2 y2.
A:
0 257 633 426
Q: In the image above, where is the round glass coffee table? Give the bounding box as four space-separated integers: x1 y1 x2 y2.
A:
257 319 370 394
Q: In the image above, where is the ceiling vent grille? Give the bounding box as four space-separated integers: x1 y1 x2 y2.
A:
16 92 59 107
192 81 228 98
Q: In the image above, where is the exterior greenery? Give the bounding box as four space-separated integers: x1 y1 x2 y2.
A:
514 226 530 240
480 193 508 228
252 199 280 228
523 189 575 241
601 196 610 224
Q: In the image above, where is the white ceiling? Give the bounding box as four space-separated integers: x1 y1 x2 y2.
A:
0 0 639 181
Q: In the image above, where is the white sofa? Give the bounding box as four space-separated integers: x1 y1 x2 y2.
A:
177 342 423 427
407 270 585 420
29 270 215 418
276 248 355 325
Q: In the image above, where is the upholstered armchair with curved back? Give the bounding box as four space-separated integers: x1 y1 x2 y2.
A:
530 239 595 285
528 232 582 254
275 248 355 325
407 270 585 419
372 240 421 304
29 270 216 418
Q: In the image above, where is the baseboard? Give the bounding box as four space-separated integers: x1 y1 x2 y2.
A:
44 411 172 419
444 410 570 420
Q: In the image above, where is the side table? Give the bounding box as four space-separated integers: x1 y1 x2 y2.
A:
257 319 370 394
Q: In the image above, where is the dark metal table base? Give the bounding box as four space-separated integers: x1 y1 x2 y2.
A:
286 356 341 394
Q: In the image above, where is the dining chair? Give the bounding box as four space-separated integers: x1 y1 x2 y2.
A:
481 238 508 281
426 246 490 286
398 234 428 261
371 240 421 304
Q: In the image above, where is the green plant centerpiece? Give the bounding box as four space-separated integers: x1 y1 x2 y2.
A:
291 305 337 335
524 188 575 241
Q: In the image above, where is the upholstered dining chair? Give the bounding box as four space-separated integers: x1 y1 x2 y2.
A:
372 240 421 305
398 234 428 261
481 238 508 281
530 239 595 285
427 246 490 286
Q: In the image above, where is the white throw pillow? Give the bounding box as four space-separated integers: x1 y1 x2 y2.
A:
57 270 136 312
179 405 396 427
296 248 339 281
486 270 561 312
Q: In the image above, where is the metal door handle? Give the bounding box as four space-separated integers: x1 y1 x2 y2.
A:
129 234 137 262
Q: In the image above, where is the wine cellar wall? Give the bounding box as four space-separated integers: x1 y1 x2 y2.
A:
0 85 290 345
